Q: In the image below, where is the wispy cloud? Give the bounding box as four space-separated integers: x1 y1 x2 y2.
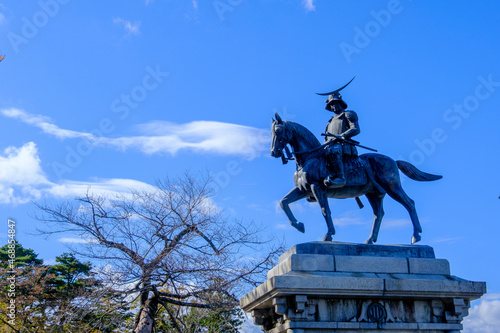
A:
0 142 155 204
429 237 464 244
380 218 411 229
1 108 270 160
113 17 141 36
117 120 269 158
302 0 316 12
0 4 7 26
58 237 98 244
192 0 198 10
48 178 156 199
1 108 94 140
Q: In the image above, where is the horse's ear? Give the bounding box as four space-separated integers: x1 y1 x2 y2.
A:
275 112 283 124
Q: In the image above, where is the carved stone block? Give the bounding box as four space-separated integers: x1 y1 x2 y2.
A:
241 242 486 333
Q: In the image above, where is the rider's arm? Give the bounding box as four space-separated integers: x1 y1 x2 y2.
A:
342 111 360 139
323 120 332 143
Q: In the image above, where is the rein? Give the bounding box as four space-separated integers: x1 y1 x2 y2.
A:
293 142 329 156
278 125 328 164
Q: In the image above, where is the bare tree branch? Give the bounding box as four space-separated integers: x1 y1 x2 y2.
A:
34 172 284 333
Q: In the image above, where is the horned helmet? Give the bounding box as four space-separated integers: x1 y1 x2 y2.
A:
316 77 355 111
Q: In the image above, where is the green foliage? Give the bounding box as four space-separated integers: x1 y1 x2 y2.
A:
0 242 132 332
51 252 92 285
154 305 245 333
0 241 43 268
46 252 95 300
154 291 245 333
34 174 282 333
185 306 245 333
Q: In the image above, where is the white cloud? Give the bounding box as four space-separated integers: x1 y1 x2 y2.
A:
302 0 315 12
0 142 156 204
1 109 270 160
0 142 51 204
0 141 221 211
48 178 156 199
58 237 98 244
0 142 221 212
113 120 270 158
1 108 95 140
192 0 198 10
113 17 141 36
463 295 500 333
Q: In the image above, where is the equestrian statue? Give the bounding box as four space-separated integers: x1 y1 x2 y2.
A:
270 78 442 244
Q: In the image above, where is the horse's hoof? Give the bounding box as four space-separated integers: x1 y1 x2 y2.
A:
322 234 333 242
292 222 305 233
411 234 421 244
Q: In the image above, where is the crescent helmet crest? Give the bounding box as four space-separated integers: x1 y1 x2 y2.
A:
316 77 355 109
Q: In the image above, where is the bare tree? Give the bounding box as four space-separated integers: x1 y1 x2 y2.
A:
35 173 283 332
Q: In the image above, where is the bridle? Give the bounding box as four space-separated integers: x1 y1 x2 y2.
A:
273 122 295 164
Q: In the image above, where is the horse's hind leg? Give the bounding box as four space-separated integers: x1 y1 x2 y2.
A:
280 187 307 233
385 185 422 244
365 192 385 244
310 183 335 241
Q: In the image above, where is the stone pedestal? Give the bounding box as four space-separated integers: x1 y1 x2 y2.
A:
240 242 486 332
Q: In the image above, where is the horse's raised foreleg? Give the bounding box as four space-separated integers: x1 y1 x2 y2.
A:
364 192 385 244
280 187 307 233
310 183 335 241
385 186 422 244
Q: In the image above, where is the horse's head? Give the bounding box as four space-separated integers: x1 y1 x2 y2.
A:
270 113 291 158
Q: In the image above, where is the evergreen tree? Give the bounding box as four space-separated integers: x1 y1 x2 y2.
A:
0 243 131 332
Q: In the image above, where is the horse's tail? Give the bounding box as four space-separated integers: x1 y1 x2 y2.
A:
396 160 443 182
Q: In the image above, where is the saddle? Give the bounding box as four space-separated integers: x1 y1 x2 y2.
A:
325 155 386 195
322 155 368 188
307 155 369 205
342 156 367 186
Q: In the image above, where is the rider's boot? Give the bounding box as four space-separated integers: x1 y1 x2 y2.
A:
324 155 346 188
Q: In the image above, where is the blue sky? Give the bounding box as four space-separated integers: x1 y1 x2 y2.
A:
1 1 500 331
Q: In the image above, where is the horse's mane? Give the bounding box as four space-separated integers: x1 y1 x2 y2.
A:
284 121 321 148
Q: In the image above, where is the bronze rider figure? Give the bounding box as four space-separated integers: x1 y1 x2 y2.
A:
318 78 360 188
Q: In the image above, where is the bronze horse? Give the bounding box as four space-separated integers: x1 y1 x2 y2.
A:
270 113 442 244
